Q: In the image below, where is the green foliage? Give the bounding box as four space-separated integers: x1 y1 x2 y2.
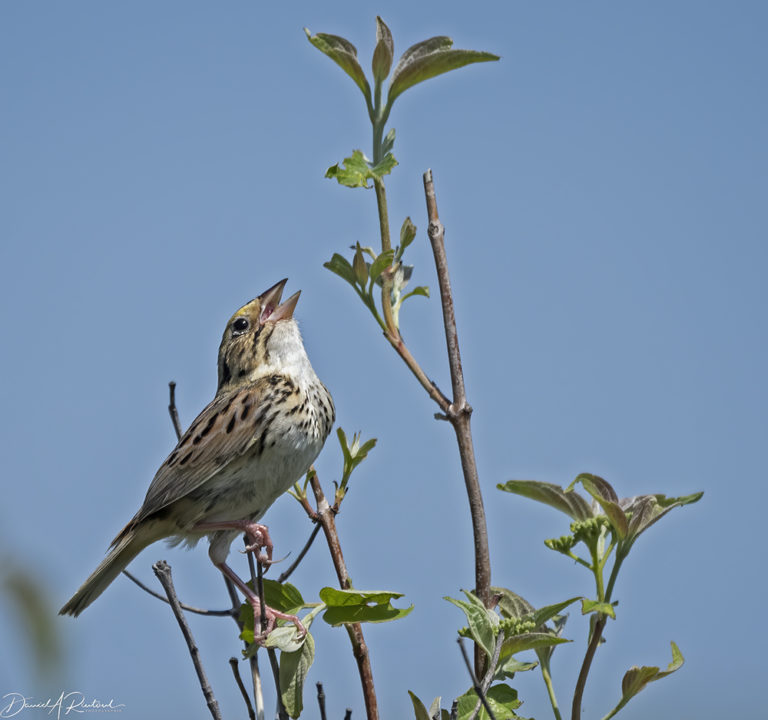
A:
310 18 496 333
325 149 398 188
498 474 701 717
320 587 413 625
455 684 523 720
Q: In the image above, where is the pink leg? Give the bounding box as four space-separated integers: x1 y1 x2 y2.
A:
214 560 305 642
194 519 274 565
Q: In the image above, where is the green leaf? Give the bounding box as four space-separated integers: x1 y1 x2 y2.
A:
353 245 369 286
325 149 398 188
581 598 616 619
571 473 629 538
498 656 539 677
408 691 431 720
445 592 496 661
615 642 684 711
498 479 594 521
625 492 704 542
500 632 569 657
382 127 396 157
370 249 395 283
324 253 357 286
401 286 430 303
389 35 499 104
397 216 417 260
280 631 315 718
261 579 305 614
320 587 413 625
305 29 371 102
428 697 443 719
372 17 394 83
493 587 535 620
530 597 581 628
455 683 522 720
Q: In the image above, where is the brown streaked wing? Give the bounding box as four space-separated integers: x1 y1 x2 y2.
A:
131 376 273 524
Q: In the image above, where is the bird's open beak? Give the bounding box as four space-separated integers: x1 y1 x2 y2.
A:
259 278 300 323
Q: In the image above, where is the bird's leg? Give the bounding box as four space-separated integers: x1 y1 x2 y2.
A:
194 519 274 565
208 547 305 642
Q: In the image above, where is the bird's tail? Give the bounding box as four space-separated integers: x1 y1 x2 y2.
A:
59 525 158 617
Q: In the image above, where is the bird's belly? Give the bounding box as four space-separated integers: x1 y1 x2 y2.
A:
183 427 324 525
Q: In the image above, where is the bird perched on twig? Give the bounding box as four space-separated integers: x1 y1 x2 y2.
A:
60 279 334 636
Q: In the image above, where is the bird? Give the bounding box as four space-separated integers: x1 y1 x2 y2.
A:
60 279 335 636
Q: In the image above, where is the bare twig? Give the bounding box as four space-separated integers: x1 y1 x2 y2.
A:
424 170 491 674
122 570 234 616
457 637 497 720
309 469 379 720
152 561 222 720
316 682 328 720
277 524 322 583
168 381 183 440
230 657 257 720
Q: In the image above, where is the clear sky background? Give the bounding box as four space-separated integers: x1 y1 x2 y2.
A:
2 2 766 719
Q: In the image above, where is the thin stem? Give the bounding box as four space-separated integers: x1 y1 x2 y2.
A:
152 561 222 720
424 170 491 674
276 524 322 583
168 381 183 440
250 547 288 720
571 547 627 720
229 657 257 720
541 663 563 720
457 638 498 720
122 570 234 617
316 682 328 720
309 469 379 720
373 178 398 336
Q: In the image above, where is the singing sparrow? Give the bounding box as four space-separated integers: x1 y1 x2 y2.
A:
60 279 334 634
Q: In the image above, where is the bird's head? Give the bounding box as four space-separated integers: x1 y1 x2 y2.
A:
217 279 302 390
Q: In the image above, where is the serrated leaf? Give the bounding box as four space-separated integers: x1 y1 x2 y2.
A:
389 35 499 103
618 642 684 709
500 632 570 657
305 29 371 102
320 587 412 625
581 598 616 619
498 479 594 521
456 683 522 720
370 249 395 283
445 592 496 661
324 253 357 286
408 691 431 720
571 474 628 538
325 149 398 188
372 17 394 83
371 152 398 179
280 631 315 718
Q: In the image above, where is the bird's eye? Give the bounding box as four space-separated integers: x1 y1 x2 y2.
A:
232 317 249 336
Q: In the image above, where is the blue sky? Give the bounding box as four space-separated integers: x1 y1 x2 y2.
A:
2 2 766 719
